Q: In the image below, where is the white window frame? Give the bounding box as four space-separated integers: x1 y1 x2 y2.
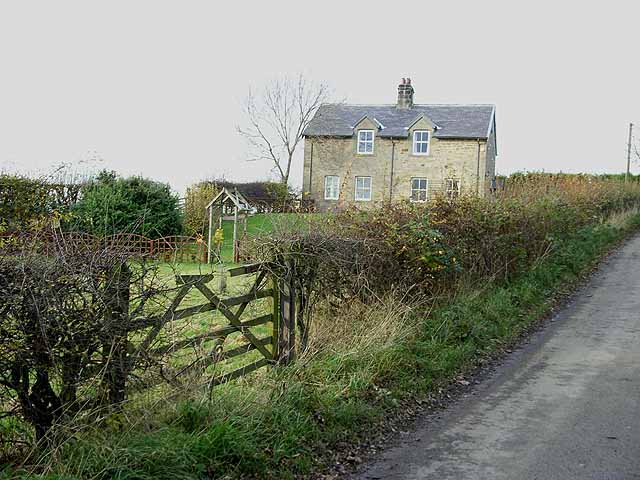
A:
354 176 372 201
410 177 429 202
324 175 340 200
357 130 375 155
412 130 430 155
446 178 461 198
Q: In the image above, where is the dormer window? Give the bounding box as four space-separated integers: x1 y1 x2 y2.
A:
413 130 430 155
357 130 374 154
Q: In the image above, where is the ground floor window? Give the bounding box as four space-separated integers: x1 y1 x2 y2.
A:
355 176 372 201
410 177 428 202
324 175 340 200
446 178 461 198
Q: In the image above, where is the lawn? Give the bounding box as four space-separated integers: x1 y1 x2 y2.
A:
216 212 315 263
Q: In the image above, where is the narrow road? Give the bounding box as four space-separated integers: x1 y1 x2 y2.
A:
356 236 640 480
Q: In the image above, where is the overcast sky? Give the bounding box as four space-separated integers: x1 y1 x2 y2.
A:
1 1 638 193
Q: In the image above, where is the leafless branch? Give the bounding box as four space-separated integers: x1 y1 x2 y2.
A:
237 74 331 186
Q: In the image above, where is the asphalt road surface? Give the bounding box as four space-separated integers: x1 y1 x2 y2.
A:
356 236 640 480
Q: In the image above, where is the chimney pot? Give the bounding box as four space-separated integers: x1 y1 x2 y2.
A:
397 77 414 109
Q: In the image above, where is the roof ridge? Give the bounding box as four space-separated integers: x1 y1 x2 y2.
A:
414 103 496 107
322 103 495 107
306 103 496 139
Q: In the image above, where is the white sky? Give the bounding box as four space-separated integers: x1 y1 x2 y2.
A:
1 1 639 193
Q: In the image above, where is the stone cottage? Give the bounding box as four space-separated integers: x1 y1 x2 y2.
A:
302 78 497 211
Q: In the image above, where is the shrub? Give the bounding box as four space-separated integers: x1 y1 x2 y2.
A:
0 175 81 232
5 173 640 478
249 176 640 347
183 181 219 237
0 231 169 448
71 170 181 237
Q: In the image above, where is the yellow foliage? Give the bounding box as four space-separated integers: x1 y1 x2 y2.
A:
213 228 224 245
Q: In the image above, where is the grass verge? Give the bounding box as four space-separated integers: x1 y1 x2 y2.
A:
5 213 640 480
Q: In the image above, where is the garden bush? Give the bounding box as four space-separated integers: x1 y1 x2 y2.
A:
71 170 182 237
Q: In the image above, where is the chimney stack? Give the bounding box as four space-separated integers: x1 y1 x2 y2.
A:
397 77 414 109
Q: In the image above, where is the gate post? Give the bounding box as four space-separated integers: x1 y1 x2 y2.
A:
271 273 280 361
275 273 296 365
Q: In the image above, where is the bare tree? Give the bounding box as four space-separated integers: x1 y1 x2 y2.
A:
238 74 330 186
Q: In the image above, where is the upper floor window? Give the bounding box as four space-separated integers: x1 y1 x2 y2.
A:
324 175 340 200
355 176 372 201
413 130 430 155
446 178 461 198
411 178 428 202
357 130 374 154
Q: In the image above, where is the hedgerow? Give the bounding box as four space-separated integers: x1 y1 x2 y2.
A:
4 173 640 479
253 176 640 302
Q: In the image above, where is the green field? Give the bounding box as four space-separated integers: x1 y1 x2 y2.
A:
215 212 314 263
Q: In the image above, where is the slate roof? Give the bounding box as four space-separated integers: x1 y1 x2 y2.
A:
303 103 495 139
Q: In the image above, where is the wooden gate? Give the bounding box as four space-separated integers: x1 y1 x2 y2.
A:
126 262 297 391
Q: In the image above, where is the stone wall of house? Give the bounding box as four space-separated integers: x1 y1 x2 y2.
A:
303 124 489 211
484 120 497 192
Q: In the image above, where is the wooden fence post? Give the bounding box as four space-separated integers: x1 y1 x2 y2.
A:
103 262 131 405
276 272 296 365
271 273 280 361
